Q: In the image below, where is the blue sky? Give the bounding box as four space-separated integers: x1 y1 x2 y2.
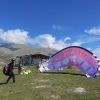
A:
0 0 100 58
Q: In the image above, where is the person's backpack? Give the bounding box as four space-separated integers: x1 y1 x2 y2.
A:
3 64 10 76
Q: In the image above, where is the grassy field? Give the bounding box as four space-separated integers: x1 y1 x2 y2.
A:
0 66 100 100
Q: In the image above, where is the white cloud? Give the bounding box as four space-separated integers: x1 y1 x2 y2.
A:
93 48 100 59
84 26 100 35
83 36 100 43
0 29 31 44
52 24 65 30
86 47 92 51
33 34 70 50
64 37 71 41
72 41 83 46
75 34 100 44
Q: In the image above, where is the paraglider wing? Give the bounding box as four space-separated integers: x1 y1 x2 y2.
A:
39 46 100 78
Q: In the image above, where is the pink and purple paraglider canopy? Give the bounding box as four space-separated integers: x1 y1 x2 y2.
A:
39 46 100 78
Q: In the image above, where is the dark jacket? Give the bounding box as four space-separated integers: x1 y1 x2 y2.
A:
8 62 14 71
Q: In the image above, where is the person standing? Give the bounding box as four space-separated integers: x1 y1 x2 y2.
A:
6 59 15 83
18 61 22 75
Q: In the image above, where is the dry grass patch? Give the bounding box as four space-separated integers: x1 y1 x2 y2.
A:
73 87 86 93
35 85 48 88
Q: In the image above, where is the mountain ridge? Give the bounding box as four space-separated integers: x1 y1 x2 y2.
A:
0 43 58 63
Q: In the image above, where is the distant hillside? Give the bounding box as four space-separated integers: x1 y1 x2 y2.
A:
0 43 58 63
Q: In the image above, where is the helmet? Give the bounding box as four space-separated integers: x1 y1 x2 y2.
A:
11 58 15 61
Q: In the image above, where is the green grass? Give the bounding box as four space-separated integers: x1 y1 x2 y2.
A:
0 66 100 100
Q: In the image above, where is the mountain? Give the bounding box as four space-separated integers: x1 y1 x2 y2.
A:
0 43 58 63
